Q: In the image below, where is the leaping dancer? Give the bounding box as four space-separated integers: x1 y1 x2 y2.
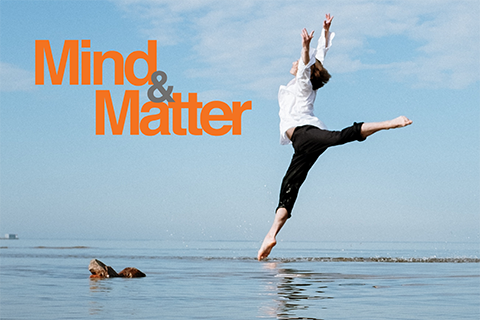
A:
258 14 412 261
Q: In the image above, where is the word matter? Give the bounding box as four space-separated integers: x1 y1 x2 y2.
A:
96 91 251 136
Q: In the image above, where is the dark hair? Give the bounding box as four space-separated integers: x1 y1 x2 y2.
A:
310 59 331 90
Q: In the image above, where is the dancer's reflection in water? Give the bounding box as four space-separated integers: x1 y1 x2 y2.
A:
261 262 332 320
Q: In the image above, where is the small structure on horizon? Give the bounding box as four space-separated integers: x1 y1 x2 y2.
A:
3 234 18 240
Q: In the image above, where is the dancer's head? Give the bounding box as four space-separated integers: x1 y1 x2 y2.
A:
290 59 331 90
290 60 299 76
310 59 331 90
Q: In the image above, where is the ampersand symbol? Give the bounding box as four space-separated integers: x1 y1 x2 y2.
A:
147 71 174 103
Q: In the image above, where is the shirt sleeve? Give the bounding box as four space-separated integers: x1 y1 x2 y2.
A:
295 53 315 95
315 29 335 64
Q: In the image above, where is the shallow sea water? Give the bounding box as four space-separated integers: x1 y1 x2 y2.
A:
0 239 479 320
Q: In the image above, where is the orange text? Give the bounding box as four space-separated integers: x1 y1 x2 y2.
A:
95 91 252 136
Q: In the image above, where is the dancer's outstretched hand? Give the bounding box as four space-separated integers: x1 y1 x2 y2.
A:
323 13 333 31
301 28 314 48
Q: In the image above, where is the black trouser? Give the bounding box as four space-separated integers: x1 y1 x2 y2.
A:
277 123 365 218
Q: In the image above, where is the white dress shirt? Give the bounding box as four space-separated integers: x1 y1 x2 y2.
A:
278 29 335 145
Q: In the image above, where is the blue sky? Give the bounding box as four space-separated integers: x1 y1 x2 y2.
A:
0 0 479 244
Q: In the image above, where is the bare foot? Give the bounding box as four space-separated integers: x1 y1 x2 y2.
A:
360 116 413 139
389 116 413 129
257 236 276 261
257 208 289 261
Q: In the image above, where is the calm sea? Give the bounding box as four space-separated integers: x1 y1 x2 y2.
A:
0 239 479 320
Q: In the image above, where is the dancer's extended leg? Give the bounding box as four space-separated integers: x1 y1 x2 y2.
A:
257 116 412 262
257 208 289 261
361 116 412 139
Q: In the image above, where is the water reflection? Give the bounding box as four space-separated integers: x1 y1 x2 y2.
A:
88 278 113 315
89 278 113 293
262 262 333 320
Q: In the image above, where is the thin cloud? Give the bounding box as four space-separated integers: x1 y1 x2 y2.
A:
115 0 480 96
0 62 35 92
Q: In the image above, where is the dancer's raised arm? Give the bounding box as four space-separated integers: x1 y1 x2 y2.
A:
301 28 314 65
323 13 333 47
